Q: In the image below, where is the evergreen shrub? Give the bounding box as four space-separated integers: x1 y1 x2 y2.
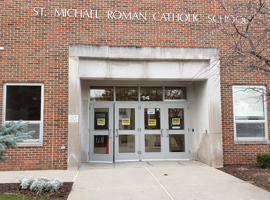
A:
257 153 270 168
0 121 34 162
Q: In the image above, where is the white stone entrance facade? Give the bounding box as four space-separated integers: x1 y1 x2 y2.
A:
68 45 222 170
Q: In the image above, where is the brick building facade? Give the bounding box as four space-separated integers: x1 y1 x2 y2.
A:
0 0 269 170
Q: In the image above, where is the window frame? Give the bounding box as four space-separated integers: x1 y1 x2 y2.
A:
2 83 44 144
233 85 268 141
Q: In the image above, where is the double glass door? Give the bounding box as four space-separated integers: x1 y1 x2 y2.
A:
139 103 189 161
89 103 189 162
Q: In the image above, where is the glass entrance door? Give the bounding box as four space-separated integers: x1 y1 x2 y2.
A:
140 103 189 160
89 86 189 162
165 104 189 160
89 103 113 163
115 103 139 161
140 104 166 160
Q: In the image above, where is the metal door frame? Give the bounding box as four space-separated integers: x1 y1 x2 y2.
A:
89 102 114 163
140 102 166 161
164 103 190 160
115 102 140 161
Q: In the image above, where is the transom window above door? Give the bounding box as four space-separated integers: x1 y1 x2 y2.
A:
90 86 114 101
90 86 187 102
140 87 163 101
116 87 138 101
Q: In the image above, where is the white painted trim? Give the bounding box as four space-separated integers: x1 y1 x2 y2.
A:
2 83 44 143
234 140 270 145
17 142 43 147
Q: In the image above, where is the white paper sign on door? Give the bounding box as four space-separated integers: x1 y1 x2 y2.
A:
147 108 155 114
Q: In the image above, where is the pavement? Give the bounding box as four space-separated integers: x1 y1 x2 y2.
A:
1 161 270 200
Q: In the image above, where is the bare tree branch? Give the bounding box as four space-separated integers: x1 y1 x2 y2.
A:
214 0 270 73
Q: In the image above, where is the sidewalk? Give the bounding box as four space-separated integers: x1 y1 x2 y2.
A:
1 161 270 200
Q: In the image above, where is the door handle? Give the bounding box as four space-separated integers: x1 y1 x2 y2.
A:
116 129 119 137
166 129 169 137
161 129 164 137
109 129 112 138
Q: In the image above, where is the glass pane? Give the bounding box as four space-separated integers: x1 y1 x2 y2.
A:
168 108 184 130
236 123 265 137
119 108 135 130
140 87 162 101
145 134 161 152
119 135 135 153
116 87 138 101
234 87 265 120
94 135 109 154
25 124 40 139
6 86 41 120
144 108 160 130
165 87 186 100
169 135 185 152
94 108 109 130
90 86 113 101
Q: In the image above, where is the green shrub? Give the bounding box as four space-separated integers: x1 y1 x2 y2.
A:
0 121 34 162
257 153 270 168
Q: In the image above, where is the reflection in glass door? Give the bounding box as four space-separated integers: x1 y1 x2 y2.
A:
89 103 113 163
115 103 139 161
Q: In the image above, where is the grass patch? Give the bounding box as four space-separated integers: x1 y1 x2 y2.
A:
0 194 33 200
0 193 60 200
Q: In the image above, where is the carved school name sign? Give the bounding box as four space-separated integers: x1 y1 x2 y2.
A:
33 8 247 24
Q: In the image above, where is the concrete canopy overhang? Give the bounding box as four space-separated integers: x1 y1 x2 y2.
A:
68 45 222 170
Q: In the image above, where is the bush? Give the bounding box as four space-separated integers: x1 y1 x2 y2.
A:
257 153 270 168
0 121 34 162
20 176 63 194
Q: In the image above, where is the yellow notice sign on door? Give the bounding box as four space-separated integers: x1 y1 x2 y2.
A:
148 119 156 126
97 118 105 126
172 118 180 125
122 118 130 125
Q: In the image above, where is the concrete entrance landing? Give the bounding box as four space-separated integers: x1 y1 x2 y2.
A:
69 161 270 200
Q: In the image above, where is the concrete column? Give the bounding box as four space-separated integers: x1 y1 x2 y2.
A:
80 81 89 162
208 59 223 168
189 58 223 168
68 57 81 171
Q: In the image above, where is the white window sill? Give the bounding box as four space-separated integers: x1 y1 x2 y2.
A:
234 140 270 145
17 142 43 147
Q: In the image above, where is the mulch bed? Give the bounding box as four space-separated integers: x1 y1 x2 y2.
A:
0 182 73 200
219 164 270 192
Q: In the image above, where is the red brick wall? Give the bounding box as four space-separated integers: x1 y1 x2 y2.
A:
221 65 270 164
0 0 269 170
